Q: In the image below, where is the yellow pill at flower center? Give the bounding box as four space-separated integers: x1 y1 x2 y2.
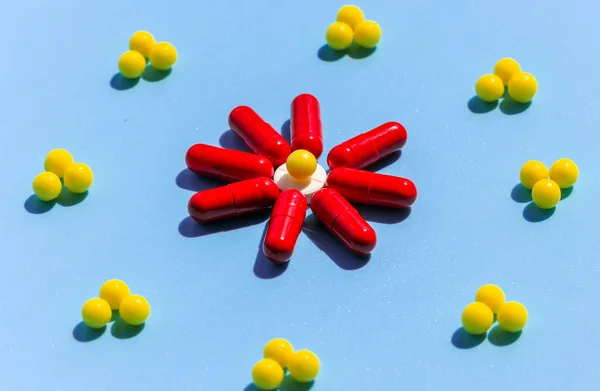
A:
286 149 317 181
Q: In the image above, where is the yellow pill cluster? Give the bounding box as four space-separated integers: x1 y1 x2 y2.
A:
462 284 528 336
475 58 537 104
252 338 320 390
32 149 93 202
326 5 381 51
118 31 177 79
519 158 578 210
81 279 150 330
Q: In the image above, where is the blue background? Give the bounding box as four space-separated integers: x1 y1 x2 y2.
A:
1 0 598 389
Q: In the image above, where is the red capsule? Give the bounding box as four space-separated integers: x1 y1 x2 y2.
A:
310 188 377 255
188 177 280 223
326 168 417 208
327 122 408 170
185 143 274 182
291 94 323 158
228 106 292 167
263 189 308 263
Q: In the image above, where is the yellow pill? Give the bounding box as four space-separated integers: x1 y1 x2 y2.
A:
81 298 112 329
475 74 504 102
336 5 365 30
288 349 320 383
326 22 354 51
64 163 93 193
129 31 155 58
494 58 521 86
149 42 177 71
475 284 505 313
44 149 74 178
497 301 528 332
549 158 579 188
264 338 294 367
354 20 381 49
508 72 538 103
99 279 131 310
520 160 549 189
252 358 284 390
119 294 150 326
118 50 146 79
32 172 62 201
531 179 561 209
461 302 494 335
286 149 317 181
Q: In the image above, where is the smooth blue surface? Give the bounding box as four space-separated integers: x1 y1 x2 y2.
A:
1 0 599 390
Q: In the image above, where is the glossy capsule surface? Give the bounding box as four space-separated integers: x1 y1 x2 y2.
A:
188 177 280 222
310 188 376 255
291 94 323 158
263 190 308 263
228 106 291 167
326 168 417 208
185 143 274 182
327 122 407 170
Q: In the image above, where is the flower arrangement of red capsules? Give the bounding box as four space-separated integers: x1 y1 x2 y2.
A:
182 93 417 264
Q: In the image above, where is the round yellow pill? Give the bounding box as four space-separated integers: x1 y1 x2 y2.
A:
475 284 505 313
494 58 521 86
81 298 112 329
264 338 294 367
288 349 320 383
64 163 93 193
129 31 155 58
549 158 579 188
326 22 354 51
119 294 150 326
336 5 365 30
475 74 504 102
286 149 317 181
497 301 528 332
99 279 131 310
44 149 74 178
531 179 561 209
32 172 62 201
520 160 549 190
118 50 146 79
354 20 381 49
508 72 538 103
149 42 177 71
461 302 494 335
252 358 284 390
